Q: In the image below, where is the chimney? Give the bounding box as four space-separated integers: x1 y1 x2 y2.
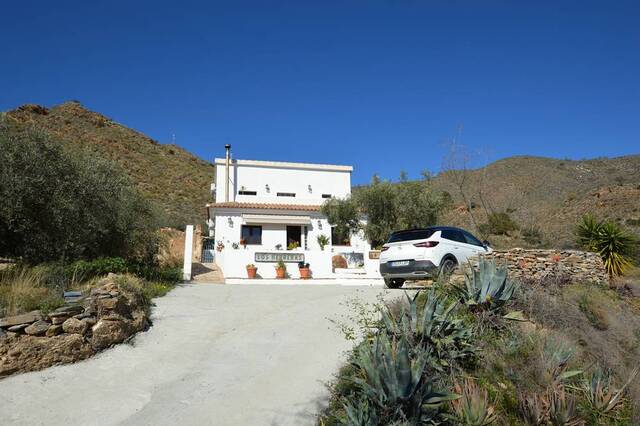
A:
224 144 231 202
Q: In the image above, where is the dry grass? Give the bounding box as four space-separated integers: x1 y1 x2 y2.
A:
0 266 64 317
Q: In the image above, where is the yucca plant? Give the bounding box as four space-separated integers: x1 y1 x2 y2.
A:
380 290 475 369
449 378 497 425
583 366 639 415
455 258 517 311
351 333 458 423
575 214 638 276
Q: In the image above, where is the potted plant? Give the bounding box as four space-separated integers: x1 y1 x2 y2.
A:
287 241 300 250
240 238 247 249
246 263 258 279
317 235 329 251
298 262 311 279
275 260 287 279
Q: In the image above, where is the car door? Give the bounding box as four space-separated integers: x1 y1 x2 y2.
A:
461 231 489 257
439 229 469 263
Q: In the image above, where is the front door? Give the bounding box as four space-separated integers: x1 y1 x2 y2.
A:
286 226 301 249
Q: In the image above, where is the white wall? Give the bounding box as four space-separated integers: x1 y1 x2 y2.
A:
216 248 334 279
214 160 351 204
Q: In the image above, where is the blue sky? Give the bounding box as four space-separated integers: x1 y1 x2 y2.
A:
1 1 638 184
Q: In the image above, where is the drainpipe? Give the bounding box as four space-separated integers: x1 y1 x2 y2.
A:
224 144 231 202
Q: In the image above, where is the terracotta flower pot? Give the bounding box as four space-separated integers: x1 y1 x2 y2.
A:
247 266 257 279
299 267 311 279
275 267 286 279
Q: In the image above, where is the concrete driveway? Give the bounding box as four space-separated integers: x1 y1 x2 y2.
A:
0 283 390 425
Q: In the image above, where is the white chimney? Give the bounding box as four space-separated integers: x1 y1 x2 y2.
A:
224 144 231 202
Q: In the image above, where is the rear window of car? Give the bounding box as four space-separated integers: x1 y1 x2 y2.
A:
387 229 435 243
441 229 466 243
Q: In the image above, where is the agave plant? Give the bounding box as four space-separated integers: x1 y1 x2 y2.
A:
351 333 458 423
380 290 475 368
339 398 378 426
547 386 580 426
455 258 517 310
575 214 638 276
583 366 639 415
540 339 582 386
518 392 547 426
449 378 497 425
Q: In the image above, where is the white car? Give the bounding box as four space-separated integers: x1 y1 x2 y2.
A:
379 226 492 288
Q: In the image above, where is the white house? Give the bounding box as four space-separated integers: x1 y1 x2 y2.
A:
205 145 379 279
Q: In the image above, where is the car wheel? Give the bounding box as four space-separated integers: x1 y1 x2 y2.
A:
438 257 457 280
384 278 405 289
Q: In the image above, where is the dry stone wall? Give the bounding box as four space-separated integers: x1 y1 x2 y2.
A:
0 274 150 378
466 248 608 284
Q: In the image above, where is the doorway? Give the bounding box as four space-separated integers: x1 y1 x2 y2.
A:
286 226 301 249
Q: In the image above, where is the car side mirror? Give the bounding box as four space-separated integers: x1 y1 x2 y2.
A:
482 240 490 249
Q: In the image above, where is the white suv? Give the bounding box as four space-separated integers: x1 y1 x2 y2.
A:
379 226 491 288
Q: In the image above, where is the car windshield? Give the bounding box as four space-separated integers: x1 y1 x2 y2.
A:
387 229 435 243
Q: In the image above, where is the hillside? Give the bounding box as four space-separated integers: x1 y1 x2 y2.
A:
2 102 214 227
431 155 640 248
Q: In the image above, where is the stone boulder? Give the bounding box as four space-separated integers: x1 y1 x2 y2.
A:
25 320 51 336
0 311 43 328
91 319 132 350
62 317 88 335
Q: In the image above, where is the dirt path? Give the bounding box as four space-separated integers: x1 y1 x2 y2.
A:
0 283 389 425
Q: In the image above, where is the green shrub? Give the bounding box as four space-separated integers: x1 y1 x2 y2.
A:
0 127 161 264
575 214 638 276
522 226 544 246
479 212 519 236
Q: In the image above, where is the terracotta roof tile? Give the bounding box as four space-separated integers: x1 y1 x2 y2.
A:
207 202 321 211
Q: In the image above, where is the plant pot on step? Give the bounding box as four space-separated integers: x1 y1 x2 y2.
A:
246 264 258 279
298 262 311 279
275 260 287 279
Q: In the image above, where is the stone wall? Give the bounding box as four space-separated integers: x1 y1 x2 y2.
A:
466 248 608 284
0 274 149 378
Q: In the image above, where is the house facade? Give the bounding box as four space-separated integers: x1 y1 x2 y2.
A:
206 145 379 279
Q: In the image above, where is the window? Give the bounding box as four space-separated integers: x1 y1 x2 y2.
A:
321 194 332 198
277 192 296 197
286 226 301 249
440 229 466 243
463 231 484 247
387 229 435 243
241 225 262 245
238 190 257 196
331 227 351 246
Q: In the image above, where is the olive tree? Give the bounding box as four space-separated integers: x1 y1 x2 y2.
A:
0 125 161 264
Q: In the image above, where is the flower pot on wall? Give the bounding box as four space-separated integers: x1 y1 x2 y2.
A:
299 268 311 279
275 267 286 279
246 265 257 279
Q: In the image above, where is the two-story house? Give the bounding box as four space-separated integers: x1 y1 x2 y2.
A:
206 145 376 279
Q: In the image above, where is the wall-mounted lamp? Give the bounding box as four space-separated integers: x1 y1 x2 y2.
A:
228 217 233 227
308 184 312 193
265 184 270 193
317 219 322 230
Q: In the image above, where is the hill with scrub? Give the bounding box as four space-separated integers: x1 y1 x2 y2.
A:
2 102 214 227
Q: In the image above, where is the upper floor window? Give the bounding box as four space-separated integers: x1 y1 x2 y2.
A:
277 192 296 197
238 190 257 196
322 194 332 198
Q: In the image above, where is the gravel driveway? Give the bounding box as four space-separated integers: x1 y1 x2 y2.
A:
0 283 389 425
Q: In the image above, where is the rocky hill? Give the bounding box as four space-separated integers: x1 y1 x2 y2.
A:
2 102 214 227
431 155 640 248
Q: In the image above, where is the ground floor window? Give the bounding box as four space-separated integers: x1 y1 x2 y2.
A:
286 226 301 249
241 225 262 245
331 226 351 246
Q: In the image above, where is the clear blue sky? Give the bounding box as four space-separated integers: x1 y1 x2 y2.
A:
2 1 638 184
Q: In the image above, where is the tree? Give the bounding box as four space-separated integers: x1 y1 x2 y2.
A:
0 124 160 264
319 196 361 243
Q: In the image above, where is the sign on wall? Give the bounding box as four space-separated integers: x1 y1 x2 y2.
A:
369 250 381 260
255 252 305 263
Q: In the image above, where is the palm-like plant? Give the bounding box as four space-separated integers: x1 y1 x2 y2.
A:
455 258 517 310
575 214 638 276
